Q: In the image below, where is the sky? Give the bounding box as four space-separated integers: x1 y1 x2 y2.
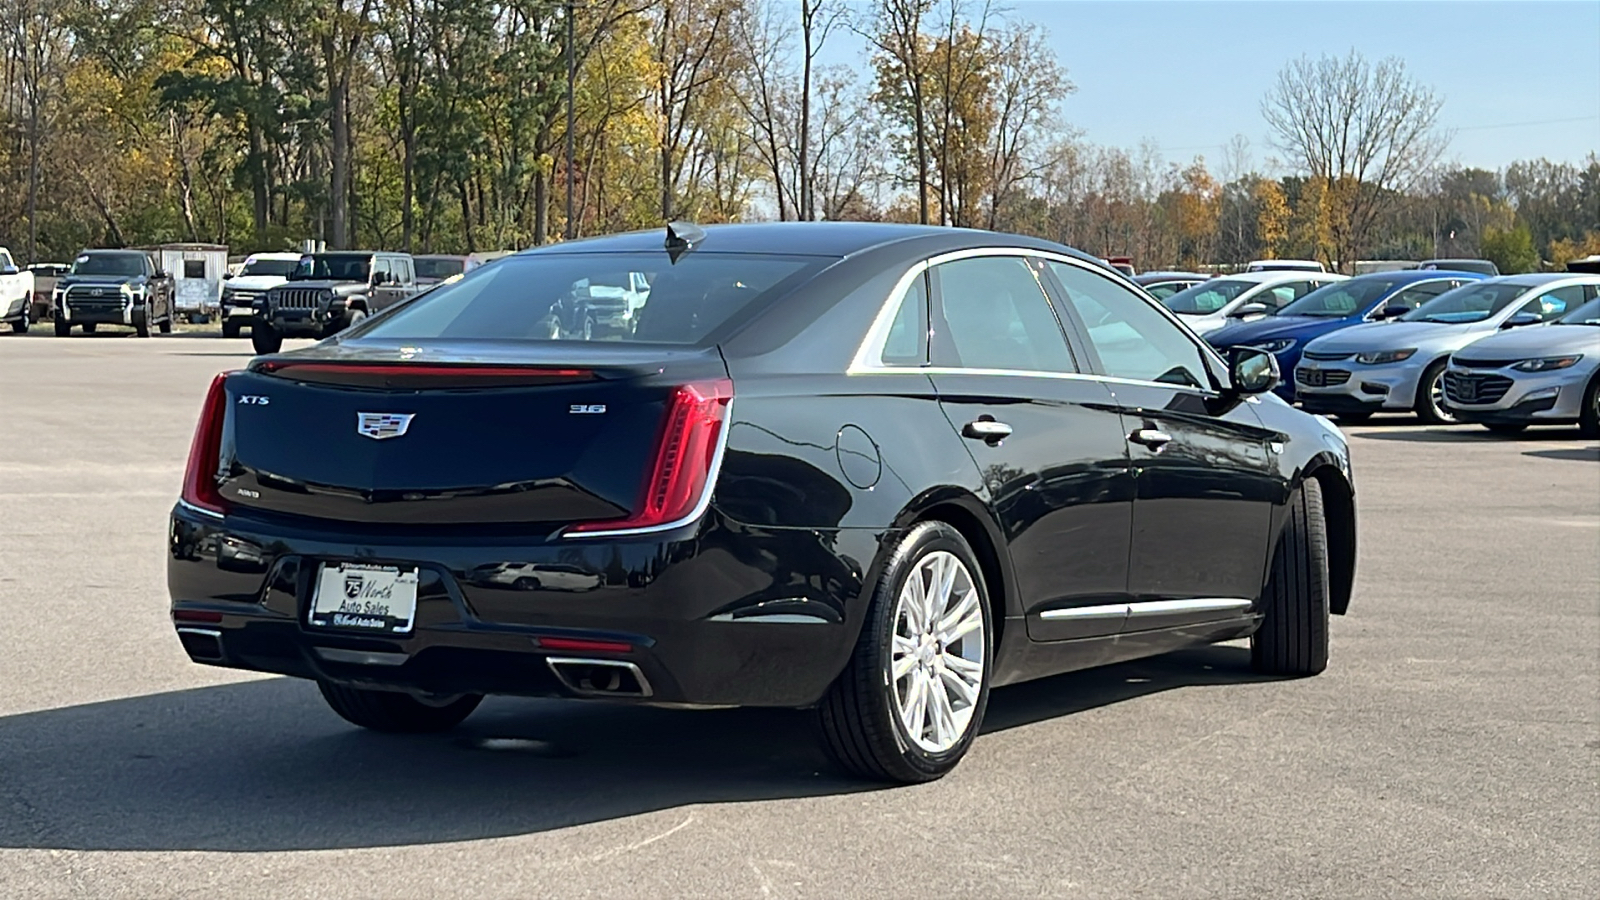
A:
819 0 1600 174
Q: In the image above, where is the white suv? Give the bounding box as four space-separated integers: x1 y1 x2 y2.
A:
219 252 302 338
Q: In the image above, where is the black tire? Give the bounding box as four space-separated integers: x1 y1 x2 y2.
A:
135 315 150 338
317 681 482 733
81 322 96 334
1580 376 1600 440
54 318 69 337
1334 412 1372 425
345 307 367 331
11 310 27 334
1483 423 1527 435
1414 359 1455 425
251 322 283 355
817 521 994 784
1252 478 1330 677
158 315 172 334
221 318 241 339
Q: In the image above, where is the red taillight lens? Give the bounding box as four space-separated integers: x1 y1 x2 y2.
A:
534 636 634 654
180 372 233 515
567 378 733 535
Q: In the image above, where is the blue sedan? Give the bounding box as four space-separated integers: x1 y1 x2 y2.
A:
1205 270 1486 401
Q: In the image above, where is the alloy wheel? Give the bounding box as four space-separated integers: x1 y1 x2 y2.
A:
889 550 986 753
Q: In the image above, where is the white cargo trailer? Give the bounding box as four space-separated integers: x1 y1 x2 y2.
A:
144 243 229 322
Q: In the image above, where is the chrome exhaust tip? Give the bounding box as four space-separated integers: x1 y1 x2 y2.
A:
546 657 653 698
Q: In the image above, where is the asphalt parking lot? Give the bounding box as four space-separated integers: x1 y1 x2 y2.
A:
1 332 1596 899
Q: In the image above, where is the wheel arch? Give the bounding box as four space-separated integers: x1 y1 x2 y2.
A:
1301 457 1356 616
891 488 1014 646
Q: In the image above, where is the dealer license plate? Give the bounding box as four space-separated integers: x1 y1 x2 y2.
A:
309 563 419 634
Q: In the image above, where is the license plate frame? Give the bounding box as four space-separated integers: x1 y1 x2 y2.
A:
308 562 419 635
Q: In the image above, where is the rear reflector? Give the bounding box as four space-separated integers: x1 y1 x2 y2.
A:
254 361 595 390
180 372 233 516
173 609 224 624
566 378 734 536
534 636 634 654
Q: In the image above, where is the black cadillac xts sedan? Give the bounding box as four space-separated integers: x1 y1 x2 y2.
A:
168 222 1357 783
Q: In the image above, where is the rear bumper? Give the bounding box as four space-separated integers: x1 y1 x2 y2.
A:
167 503 881 707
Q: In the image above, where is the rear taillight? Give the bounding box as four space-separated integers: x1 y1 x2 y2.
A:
180 372 233 515
567 378 734 536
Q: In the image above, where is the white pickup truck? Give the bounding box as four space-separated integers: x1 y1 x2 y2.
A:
0 247 37 333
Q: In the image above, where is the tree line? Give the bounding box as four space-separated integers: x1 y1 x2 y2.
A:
2 0 1596 272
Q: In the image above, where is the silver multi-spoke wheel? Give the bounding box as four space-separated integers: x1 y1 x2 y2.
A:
889 550 985 753
1429 372 1455 422
818 521 992 783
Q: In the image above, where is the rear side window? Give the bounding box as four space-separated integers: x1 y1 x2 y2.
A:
357 252 823 345
931 256 1076 373
880 271 929 366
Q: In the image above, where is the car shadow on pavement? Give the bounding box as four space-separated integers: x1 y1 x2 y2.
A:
1523 445 1600 462
0 646 1266 852
1351 426 1586 443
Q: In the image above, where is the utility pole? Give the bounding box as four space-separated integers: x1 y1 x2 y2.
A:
565 1 576 240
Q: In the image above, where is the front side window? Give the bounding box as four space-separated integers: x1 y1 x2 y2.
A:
1526 285 1585 321
415 257 465 280
355 251 823 345
1048 261 1212 389
930 256 1076 373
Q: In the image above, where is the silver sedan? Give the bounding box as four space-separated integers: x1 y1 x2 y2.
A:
1444 296 1600 435
1295 274 1600 424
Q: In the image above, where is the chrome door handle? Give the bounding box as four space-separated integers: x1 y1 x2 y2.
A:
1129 428 1173 449
962 417 1013 444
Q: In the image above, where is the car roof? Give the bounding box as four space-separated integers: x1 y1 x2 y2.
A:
1134 271 1206 282
1210 270 1340 284
1487 273 1583 287
1343 269 1484 284
514 221 1100 264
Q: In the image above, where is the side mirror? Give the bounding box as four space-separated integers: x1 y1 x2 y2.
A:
1230 302 1270 318
223 272 233 280
1228 347 1280 395
1379 304 1411 320
1503 312 1540 329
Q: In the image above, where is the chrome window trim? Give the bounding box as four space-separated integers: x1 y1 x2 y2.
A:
1360 277 1460 321
1039 604 1128 621
1125 598 1253 618
847 247 1228 391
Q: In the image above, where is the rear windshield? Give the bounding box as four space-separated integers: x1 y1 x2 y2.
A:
416 257 466 280
356 252 823 345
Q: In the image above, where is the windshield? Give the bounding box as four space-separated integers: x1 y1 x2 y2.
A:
1401 282 1529 324
1557 298 1600 325
416 257 466 280
239 258 299 277
291 254 371 282
69 253 145 277
355 252 824 345
1161 279 1254 315
1278 279 1401 318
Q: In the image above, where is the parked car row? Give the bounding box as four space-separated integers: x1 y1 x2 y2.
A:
1188 270 1600 436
